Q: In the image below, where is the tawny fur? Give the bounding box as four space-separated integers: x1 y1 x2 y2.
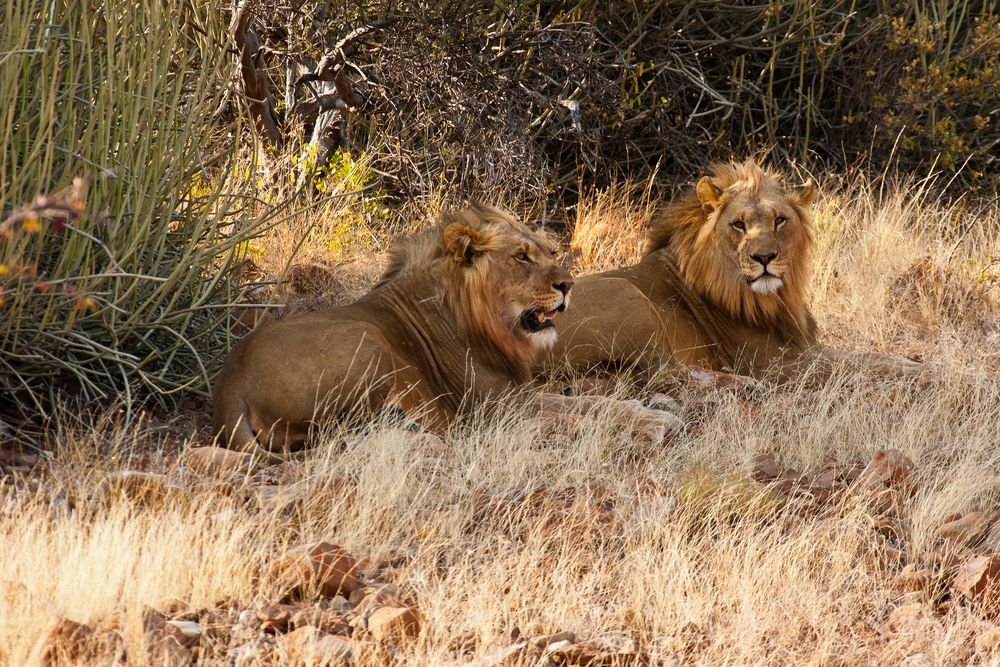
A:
542 159 924 384
647 160 816 341
212 205 676 453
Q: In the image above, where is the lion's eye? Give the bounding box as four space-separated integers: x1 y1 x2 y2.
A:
515 251 532 263
732 220 746 232
775 216 787 229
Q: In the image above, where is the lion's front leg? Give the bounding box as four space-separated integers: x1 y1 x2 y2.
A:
534 392 684 443
787 344 929 384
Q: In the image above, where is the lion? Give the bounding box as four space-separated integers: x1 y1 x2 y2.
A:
542 160 924 385
213 205 681 452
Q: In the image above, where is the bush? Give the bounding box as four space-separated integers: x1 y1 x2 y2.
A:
229 0 998 206
0 0 266 434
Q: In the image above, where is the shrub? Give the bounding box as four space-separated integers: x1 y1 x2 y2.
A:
0 0 267 434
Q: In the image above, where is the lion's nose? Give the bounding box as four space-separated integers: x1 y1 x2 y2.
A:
752 252 777 267
554 280 572 296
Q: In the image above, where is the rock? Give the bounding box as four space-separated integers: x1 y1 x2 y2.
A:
936 511 997 547
328 596 353 614
980 516 1000 552
258 461 304 485
892 565 935 593
270 542 361 599
575 377 616 396
408 432 448 458
253 483 312 512
165 619 203 642
184 446 255 478
349 586 407 631
750 454 787 482
472 627 534 666
853 449 915 492
547 638 648 665
533 630 577 650
102 471 183 503
257 602 296 633
647 393 682 413
143 608 193 665
953 555 1000 613
277 626 363 665
29 617 93 666
886 602 938 636
366 606 420 641
898 653 932 667
526 410 586 439
975 626 1000 655
289 606 351 635
688 367 760 394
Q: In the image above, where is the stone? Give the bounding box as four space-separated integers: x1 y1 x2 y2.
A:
953 555 1000 614
184 446 255 478
289 606 351 635
277 626 363 665
853 449 915 492
892 565 935 593
898 653 932 667
143 608 193 665
253 482 312 512
750 454 787 482
688 366 760 394
578 377 616 396
270 542 361 598
547 638 648 665
366 606 421 641
975 626 1000 655
29 617 93 666
408 432 448 458
533 630 577 650
472 627 534 666
257 461 303 485
886 603 936 634
647 393 682 413
979 515 1000 552
165 619 202 642
936 511 997 547
102 471 183 503
349 586 407 631
257 602 296 633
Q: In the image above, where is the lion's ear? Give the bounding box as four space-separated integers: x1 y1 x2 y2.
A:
696 176 723 211
443 223 491 266
793 178 816 205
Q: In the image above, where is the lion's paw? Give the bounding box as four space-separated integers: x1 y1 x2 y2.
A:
620 402 684 444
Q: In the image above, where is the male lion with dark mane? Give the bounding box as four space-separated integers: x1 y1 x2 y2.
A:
214 205 681 452
543 160 924 384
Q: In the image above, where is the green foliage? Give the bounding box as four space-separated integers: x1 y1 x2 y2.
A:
868 10 999 181
0 0 268 426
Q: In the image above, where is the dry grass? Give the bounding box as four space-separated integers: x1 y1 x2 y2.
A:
1 176 999 666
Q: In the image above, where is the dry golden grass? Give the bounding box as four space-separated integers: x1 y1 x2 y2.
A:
1 176 999 666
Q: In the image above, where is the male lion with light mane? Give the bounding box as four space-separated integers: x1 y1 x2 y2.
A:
543 160 924 384
213 205 681 452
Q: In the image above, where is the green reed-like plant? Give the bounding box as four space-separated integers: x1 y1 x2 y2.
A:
0 0 271 426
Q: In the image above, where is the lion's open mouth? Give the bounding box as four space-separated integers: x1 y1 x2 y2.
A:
521 307 560 333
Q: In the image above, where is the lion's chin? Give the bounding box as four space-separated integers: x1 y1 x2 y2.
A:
750 275 784 294
529 327 559 349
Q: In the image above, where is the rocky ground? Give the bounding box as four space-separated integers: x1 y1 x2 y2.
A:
3 365 1000 666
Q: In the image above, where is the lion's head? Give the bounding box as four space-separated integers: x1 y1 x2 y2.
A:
381 204 573 375
647 160 816 333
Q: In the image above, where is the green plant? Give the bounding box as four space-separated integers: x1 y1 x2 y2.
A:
0 0 270 432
